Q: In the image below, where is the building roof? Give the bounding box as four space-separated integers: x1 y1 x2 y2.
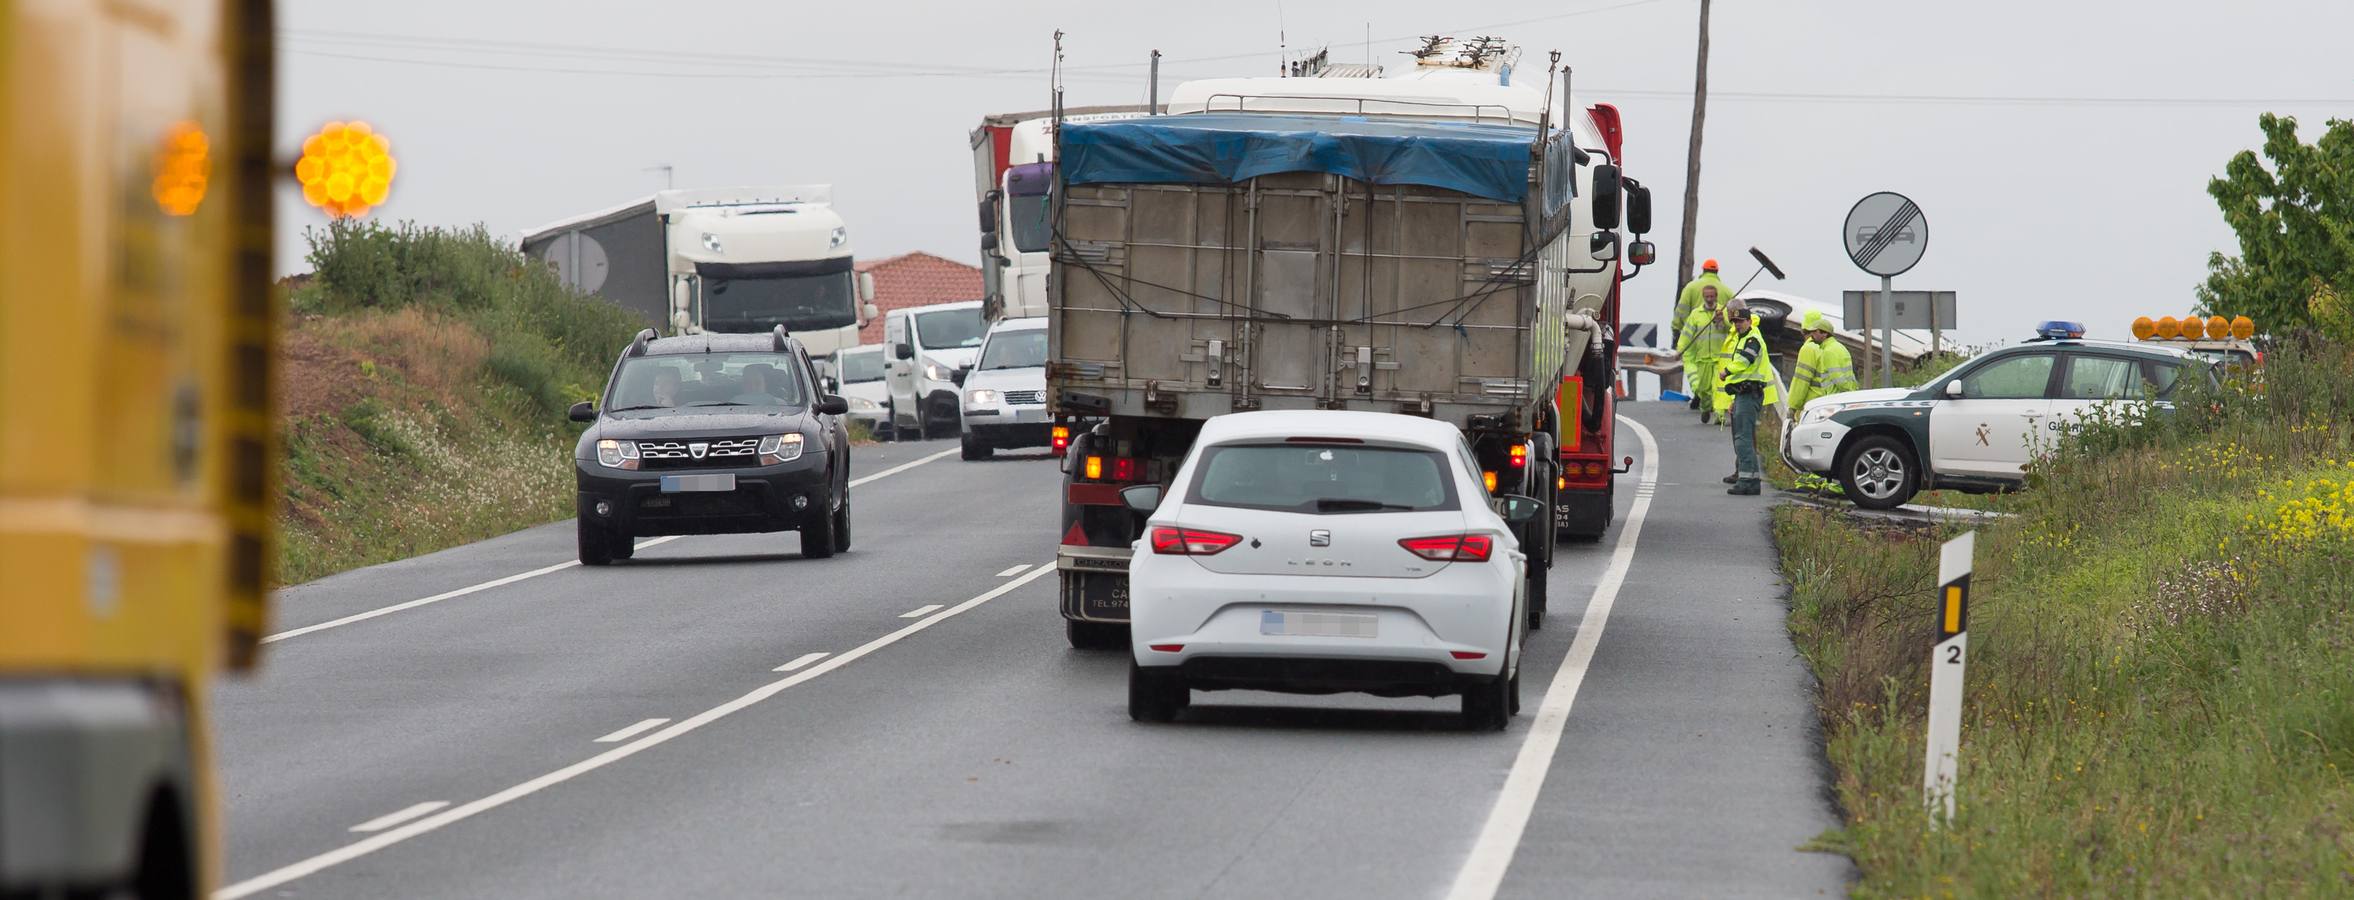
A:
855 252 981 344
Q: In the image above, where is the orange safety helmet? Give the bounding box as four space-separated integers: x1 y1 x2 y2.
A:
1702 258 1720 272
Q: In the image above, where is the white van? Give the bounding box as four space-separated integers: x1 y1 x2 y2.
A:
882 300 985 440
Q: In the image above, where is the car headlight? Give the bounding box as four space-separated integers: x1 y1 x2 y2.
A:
924 362 948 382
848 396 881 412
758 433 805 465
965 389 999 406
1800 403 1849 424
596 438 640 470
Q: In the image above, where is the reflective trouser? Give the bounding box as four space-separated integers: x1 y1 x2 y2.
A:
1684 359 1715 406
1730 388 1762 488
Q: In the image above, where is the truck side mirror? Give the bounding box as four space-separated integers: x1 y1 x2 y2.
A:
1625 179 1653 234
568 401 597 423
980 232 999 254
857 271 877 303
860 302 879 322
1629 240 1657 266
1589 231 1620 262
1590 163 1622 231
979 193 1000 234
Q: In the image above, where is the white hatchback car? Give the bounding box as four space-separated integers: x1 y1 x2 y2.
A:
1121 411 1541 730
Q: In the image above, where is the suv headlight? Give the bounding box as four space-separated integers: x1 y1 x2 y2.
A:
596 439 640 470
965 389 999 406
1800 403 1850 424
758 433 804 465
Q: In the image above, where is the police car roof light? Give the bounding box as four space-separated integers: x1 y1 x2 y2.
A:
2034 320 2086 341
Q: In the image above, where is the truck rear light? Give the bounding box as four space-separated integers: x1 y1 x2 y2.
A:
1052 425 1070 452
1084 455 1103 480
1509 444 1527 468
1482 471 1497 492
1398 534 1494 562
1112 457 1136 481
1150 526 1242 556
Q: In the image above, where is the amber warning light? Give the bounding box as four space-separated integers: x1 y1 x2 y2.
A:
295 120 396 218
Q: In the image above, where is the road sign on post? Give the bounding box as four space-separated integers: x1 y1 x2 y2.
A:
1843 192 1927 388
1924 530 1973 824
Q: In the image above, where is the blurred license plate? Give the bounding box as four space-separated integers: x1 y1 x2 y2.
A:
660 474 735 493
1259 610 1377 638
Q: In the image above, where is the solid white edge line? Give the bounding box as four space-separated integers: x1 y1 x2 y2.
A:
262 443 956 644
847 447 958 488
592 718 670 744
347 801 448 834
1443 414 1662 900
995 564 1032 577
773 652 830 672
898 604 945 618
215 563 1057 900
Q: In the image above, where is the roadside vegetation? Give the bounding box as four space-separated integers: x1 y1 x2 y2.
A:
278 221 642 584
1776 334 2354 894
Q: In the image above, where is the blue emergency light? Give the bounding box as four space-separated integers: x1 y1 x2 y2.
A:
2033 320 2086 341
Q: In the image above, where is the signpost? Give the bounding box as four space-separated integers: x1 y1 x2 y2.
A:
1842 192 1928 387
1924 531 1974 824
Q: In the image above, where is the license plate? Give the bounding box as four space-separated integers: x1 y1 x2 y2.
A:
1080 573 1129 618
660 474 736 493
1259 610 1378 638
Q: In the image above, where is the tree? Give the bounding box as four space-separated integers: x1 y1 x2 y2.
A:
2199 114 2354 336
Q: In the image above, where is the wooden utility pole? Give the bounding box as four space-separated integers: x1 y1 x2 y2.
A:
1675 0 1713 296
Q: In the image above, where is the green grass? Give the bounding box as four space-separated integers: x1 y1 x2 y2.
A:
1775 337 2354 896
277 222 642 584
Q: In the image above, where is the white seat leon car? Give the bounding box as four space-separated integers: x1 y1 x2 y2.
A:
1121 410 1543 730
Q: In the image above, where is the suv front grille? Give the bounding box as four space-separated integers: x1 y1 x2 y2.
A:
1004 390 1045 406
638 437 760 469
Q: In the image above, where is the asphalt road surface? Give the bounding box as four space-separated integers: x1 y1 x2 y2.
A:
214 402 1850 899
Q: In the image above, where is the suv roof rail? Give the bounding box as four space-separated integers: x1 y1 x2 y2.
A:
770 324 792 352
625 328 658 357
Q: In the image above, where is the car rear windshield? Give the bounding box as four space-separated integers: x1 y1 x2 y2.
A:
1186 443 1458 515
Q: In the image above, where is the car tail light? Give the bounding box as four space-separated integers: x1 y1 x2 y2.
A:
1149 643 1184 652
1150 526 1242 556
1450 650 1487 660
1398 533 1494 562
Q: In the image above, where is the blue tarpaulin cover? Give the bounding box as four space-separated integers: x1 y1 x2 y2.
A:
1060 113 1544 204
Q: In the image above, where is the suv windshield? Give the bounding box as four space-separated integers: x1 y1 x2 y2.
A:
978 330 1047 369
836 351 885 383
607 352 807 410
1187 444 1458 515
701 271 857 334
914 308 985 350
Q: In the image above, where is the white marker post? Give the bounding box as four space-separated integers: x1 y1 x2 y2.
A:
1923 530 1974 823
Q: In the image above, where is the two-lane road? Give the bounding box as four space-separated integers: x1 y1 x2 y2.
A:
216 403 1849 898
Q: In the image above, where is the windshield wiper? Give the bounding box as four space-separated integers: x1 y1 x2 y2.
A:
1314 498 1414 512
604 404 670 413
684 401 754 407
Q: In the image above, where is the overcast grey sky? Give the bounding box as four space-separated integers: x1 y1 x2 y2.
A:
276 0 2354 346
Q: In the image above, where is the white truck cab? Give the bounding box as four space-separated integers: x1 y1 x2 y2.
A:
658 186 880 358
882 300 986 440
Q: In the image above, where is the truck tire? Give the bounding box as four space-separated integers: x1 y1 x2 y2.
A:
578 517 616 567
133 789 193 900
1067 618 1127 650
1839 435 1919 511
800 488 839 559
1525 553 1549 632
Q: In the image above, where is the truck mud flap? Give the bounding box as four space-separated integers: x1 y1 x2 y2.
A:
1556 489 1613 541
1060 569 1130 622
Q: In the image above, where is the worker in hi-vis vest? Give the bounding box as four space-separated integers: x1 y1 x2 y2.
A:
1675 283 1728 422
1675 258 1728 341
1719 300 1774 496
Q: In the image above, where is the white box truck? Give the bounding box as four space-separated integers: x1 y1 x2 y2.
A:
522 185 880 357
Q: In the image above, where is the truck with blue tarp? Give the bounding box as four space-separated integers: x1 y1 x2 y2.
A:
1043 39 1653 649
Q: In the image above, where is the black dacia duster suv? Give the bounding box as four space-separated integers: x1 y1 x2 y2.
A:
569 327 853 565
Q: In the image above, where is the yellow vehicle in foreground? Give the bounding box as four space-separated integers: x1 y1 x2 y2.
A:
2 2 276 895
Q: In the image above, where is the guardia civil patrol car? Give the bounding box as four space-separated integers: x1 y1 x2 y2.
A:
1783 322 2210 509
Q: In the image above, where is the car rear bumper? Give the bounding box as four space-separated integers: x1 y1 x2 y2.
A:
1128 557 1515 682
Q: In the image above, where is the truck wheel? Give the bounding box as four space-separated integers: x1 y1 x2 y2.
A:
1066 619 1127 650
133 790 193 900
1127 661 1189 723
577 517 616 567
1839 435 1919 510
799 489 839 559
960 433 992 460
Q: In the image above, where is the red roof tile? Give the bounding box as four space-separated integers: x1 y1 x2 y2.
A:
856 251 981 343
